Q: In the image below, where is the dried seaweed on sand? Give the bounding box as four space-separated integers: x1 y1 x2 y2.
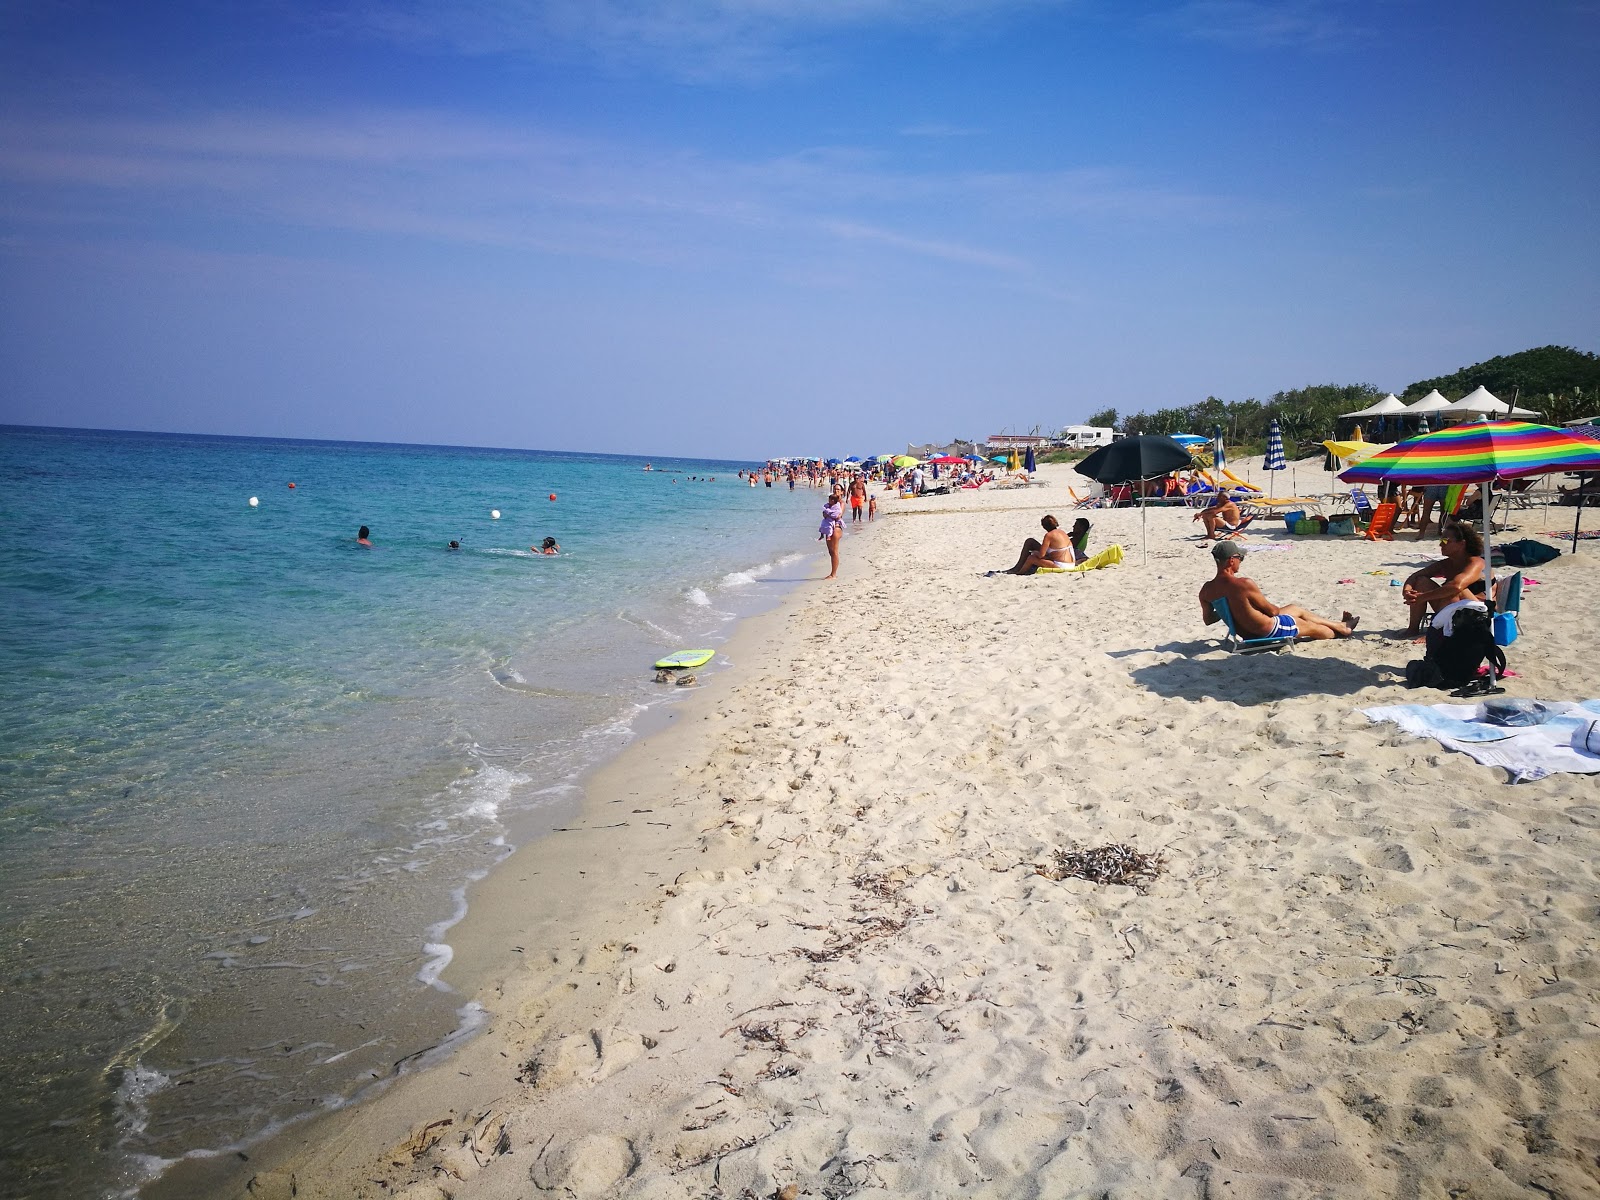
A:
1038 843 1166 893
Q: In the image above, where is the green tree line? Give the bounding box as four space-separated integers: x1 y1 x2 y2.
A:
1078 345 1599 458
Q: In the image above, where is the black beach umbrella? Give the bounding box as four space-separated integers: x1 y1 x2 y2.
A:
1075 435 1193 485
1075 435 1193 563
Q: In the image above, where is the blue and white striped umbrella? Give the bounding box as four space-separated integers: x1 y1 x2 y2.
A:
1416 412 1431 435
1212 424 1226 473
1264 418 1286 473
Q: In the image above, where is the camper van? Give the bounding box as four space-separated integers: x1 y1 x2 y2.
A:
1060 425 1115 449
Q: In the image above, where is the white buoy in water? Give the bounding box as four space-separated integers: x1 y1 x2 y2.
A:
491 509 501 519
249 496 259 507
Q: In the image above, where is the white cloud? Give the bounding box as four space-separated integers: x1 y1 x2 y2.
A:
0 106 1238 282
1149 0 1363 49
333 0 1069 81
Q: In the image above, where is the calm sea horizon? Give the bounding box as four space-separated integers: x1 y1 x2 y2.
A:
0 424 832 1199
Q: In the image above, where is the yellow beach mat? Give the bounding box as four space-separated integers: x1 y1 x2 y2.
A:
1038 544 1124 574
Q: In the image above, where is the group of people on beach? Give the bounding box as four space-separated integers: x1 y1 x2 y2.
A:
973 502 1488 649
987 514 1092 576
1196 519 1487 643
817 479 877 579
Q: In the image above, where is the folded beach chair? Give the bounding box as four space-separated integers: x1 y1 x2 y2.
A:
1214 514 1256 537
1210 597 1294 654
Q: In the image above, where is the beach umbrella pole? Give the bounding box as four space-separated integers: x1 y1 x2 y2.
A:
1482 476 1500 690
1575 493 1585 554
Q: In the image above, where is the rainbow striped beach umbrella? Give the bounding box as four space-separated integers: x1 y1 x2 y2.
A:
1339 420 1600 487
1341 420 1600 595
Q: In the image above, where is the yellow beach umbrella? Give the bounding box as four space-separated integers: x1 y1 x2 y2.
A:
892 455 919 467
1323 439 1390 464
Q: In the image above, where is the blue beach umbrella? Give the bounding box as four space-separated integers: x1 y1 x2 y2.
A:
1264 418 1286 472
1265 417 1286 497
1024 444 1037 473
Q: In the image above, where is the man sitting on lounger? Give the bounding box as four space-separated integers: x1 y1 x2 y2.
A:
1193 494 1252 540
1199 541 1358 640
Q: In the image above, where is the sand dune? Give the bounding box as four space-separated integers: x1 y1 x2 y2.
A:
188 463 1600 1200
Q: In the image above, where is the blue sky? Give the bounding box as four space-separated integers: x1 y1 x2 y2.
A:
2 1 1596 459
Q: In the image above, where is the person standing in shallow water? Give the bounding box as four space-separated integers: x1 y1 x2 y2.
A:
819 487 845 579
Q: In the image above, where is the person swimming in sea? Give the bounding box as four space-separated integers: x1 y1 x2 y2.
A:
448 540 460 550
536 537 559 555
357 525 372 546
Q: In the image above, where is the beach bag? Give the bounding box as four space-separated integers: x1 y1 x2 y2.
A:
1403 658 1446 689
1282 509 1305 532
1420 606 1506 687
1327 516 1355 536
1500 539 1561 567
1492 611 1519 647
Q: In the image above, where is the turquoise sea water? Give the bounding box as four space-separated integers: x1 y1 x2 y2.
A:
0 426 823 1198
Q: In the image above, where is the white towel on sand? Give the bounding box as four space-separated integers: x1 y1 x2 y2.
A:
1362 698 1600 783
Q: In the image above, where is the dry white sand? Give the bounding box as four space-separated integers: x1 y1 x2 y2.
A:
171 463 1600 1200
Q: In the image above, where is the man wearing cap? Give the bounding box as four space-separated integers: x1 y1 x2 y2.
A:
1199 541 1358 640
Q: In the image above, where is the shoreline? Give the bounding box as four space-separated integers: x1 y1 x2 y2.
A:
141 516 853 1200
155 468 1600 1198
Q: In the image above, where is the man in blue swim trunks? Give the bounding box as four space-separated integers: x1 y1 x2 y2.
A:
1199 541 1358 641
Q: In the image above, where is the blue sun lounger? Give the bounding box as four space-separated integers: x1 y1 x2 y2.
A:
1210 597 1295 654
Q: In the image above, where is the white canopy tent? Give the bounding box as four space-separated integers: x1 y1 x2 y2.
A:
1439 385 1538 419
1403 389 1451 414
1340 394 1407 418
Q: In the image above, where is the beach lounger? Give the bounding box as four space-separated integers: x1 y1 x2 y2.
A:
1210 597 1295 654
1037 544 1125 574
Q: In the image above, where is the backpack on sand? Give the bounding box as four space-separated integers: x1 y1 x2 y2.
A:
1406 605 1506 689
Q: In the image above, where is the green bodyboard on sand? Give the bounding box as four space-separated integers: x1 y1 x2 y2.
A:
654 649 714 670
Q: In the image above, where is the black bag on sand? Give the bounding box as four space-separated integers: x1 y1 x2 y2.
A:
1406 606 1507 689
